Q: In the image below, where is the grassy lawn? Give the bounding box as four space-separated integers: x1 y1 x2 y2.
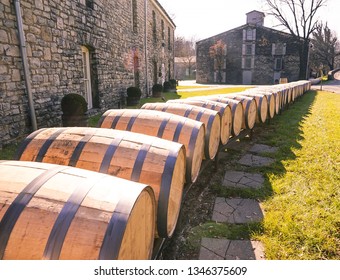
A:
186 90 339 260
255 90 340 259
0 143 18 160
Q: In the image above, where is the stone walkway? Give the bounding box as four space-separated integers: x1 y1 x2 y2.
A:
222 171 264 189
212 197 263 224
199 143 277 260
199 238 265 260
238 154 274 167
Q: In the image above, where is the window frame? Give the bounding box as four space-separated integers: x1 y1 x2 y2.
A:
81 46 93 109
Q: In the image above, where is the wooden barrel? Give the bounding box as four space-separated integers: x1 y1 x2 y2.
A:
278 87 289 109
285 86 293 104
194 96 244 137
15 127 186 238
97 109 205 183
263 89 280 115
0 160 155 260
279 77 288 84
219 94 257 130
141 103 221 160
244 89 276 119
238 92 269 123
166 99 232 145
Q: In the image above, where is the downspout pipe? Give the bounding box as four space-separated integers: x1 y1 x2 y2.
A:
144 0 149 96
14 0 37 131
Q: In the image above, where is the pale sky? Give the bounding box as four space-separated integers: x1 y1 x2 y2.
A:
158 0 340 40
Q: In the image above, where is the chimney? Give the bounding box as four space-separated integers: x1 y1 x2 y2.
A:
246 10 265 26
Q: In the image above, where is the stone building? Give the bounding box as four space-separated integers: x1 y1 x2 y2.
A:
196 10 301 85
0 0 175 148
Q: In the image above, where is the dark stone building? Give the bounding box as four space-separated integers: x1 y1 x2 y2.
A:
0 0 175 148
196 10 301 85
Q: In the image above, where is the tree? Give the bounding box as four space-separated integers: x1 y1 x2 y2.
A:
263 0 328 79
174 36 196 79
310 23 340 72
209 40 227 83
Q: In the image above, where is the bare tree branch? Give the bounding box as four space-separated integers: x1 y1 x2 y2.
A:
263 0 328 79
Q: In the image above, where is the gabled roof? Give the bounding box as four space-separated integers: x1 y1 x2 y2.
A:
152 0 176 28
196 23 301 44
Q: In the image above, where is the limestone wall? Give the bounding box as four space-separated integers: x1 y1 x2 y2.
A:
196 25 301 85
0 0 175 148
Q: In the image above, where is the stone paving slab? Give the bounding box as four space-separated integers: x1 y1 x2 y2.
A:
249 144 278 154
239 154 274 167
222 171 264 189
199 238 265 260
212 197 264 224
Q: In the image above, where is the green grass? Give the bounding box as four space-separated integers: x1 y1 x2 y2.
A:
186 222 263 251
88 114 102 127
0 143 18 160
183 90 340 260
254 90 340 260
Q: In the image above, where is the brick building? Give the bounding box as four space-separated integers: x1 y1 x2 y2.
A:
196 10 301 85
0 0 175 148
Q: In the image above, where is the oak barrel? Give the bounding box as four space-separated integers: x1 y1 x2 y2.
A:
279 77 288 84
97 109 205 183
166 99 232 145
192 96 244 137
258 88 280 115
241 89 276 119
0 160 155 260
141 103 221 160
16 127 186 238
218 94 257 130
238 92 269 123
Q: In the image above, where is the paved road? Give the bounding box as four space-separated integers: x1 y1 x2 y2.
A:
311 72 340 93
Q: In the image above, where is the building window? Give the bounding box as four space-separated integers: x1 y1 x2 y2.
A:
161 20 165 40
247 29 254 40
85 0 94 9
274 57 283 70
152 11 157 43
243 28 256 41
245 58 252 68
153 61 158 84
272 43 286 55
242 57 253 69
134 50 140 87
81 46 93 109
246 44 252 55
168 27 171 50
132 0 138 33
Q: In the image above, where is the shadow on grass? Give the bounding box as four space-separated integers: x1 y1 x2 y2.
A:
162 91 318 259
215 90 318 201
251 90 317 183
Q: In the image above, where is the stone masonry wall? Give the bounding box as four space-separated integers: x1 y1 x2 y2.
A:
196 24 301 85
0 0 175 148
